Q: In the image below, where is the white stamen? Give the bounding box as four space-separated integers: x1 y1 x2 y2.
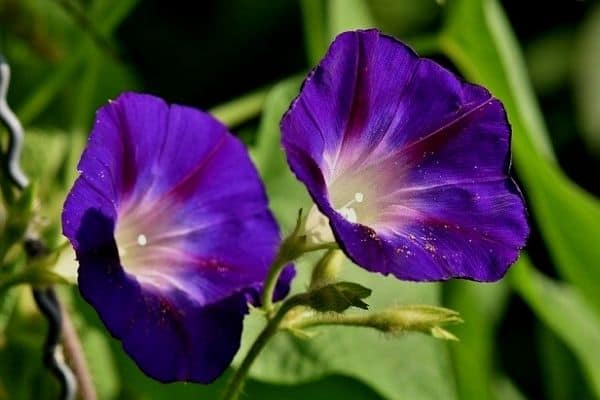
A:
354 192 364 203
337 192 364 224
137 234 148 246
301 192 367 246
341 192 365 209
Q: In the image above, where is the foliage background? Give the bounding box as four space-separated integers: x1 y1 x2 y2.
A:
1 0 599 399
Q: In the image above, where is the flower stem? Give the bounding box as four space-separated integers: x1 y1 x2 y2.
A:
260 235 336 315
260 253 290 316
287 305 462 339
222 296 303 400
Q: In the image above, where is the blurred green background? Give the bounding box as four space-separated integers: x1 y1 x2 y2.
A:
1 0 600 399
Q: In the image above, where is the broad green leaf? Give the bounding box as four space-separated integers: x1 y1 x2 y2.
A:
245 374 385 400
113 351 383 400
442 0 600 313
511 256 600 397
240 81 457 400
446 280 509 400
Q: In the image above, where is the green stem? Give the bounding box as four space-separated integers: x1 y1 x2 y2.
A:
260 238 337 315
290 311 377 330
209 87 270 128
260 252 290 315
287 305 462 337
222 295 303 400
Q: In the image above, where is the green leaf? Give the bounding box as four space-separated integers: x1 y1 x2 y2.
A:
446 280 510 400
246 374 385 400
305 281 372 312
511 256 600 398
442 0 600 313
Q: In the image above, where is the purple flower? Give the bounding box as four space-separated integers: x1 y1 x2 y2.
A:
63 93 290 383
282 29 528 282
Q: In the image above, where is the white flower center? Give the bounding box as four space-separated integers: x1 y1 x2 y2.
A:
113 201 176 278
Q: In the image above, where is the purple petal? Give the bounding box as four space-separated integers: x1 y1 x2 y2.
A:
74 210 246 383
62 92 293 382
282 29 528 282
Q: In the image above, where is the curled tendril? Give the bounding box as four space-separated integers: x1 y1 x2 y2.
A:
1 55 76 400
0 55 28 189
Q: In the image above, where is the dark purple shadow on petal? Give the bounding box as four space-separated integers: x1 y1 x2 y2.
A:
75 209 246 383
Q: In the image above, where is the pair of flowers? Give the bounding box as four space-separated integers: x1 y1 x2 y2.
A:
62 30 528 383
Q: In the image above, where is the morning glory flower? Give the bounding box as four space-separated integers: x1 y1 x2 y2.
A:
62 93 291 383
282 29 529 281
